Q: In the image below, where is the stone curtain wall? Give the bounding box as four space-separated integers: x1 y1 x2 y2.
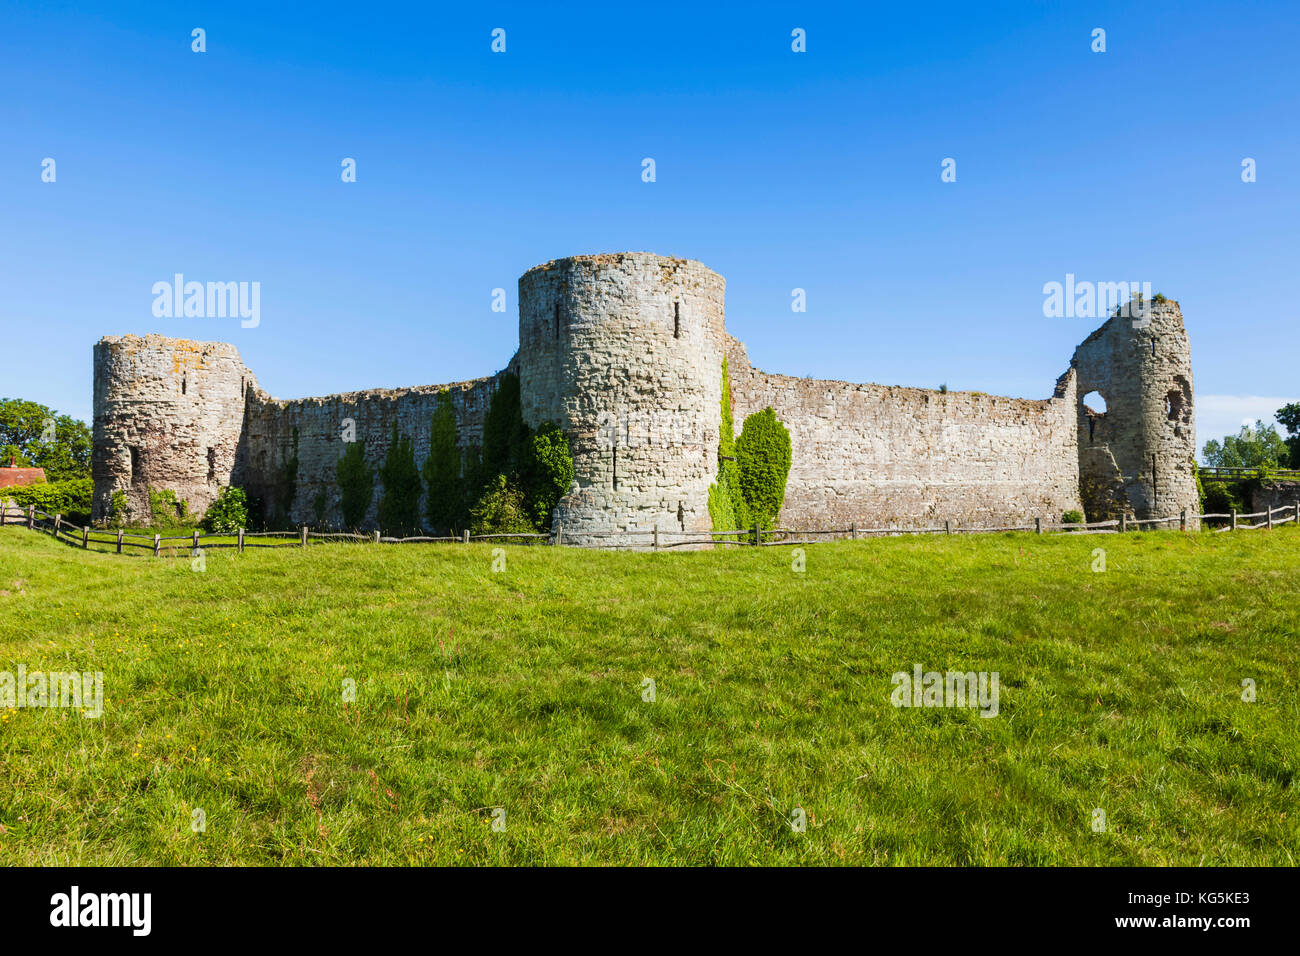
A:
92 335 254 522
1072 301 1198 524
518 254 726 546
725 338 1084 530
93 333 508 528
241 367 509 529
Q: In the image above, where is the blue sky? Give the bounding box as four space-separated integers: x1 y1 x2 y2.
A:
3 1 1297 451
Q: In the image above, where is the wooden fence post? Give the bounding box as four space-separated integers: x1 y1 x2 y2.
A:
53 514 61 538
376 531 383 544
945 520 951 535
193 529 200 550
850 522 857 541
1267 506 1274 530
82 527 89 549
1120 513 1127 534
153 533 161 557
1180 509 1187 532
1034 517 1041 534
462 530 469 544
237 528 244 553
0 502 6 526
27 505 35 530
300 525 308 547
653 525 659 551
1231 509 1237 531
116 530 124 554
1295 502 1300 525
752 522 760 547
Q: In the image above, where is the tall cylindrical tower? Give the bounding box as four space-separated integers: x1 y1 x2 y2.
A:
92 334 253 524
1072 299 1197 523
517 253 726 547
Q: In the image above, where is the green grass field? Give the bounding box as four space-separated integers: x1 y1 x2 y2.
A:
0 524 1296 865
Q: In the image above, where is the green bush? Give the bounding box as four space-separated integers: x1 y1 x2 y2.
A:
1202 480 1246 517
336 441 374 530
422 390 464 533
1062 510 1084 525
148 486 189 528
524 421 573 530
378 423 422 535
735 406 792 528
203 486 249 533
5 477 93 525
273 428 300 527
108 490 128 528
469 474 535 535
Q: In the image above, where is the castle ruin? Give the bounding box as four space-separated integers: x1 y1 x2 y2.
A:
91 252 1198 544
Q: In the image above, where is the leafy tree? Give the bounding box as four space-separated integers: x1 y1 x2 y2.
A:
481 372 532 482
311 489 327 527
377 423 422 534
469 474 535 535
1277 403 1300 467
422 390 464 532
0 398 92 481
708 358 750 533
461 444 483 517
735 406 792 528
336 440 373 530
203 486 249 533
523 421 573 530
1202 420 1290 470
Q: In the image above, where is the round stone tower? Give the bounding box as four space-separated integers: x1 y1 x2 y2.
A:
517 253 726 547
1071 299 1197 524
92 334 253 524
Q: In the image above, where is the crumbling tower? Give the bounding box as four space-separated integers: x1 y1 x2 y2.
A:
1071 299 1197 524
92 335 253 523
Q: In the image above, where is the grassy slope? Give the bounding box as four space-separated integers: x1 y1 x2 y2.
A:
0 525 1296 866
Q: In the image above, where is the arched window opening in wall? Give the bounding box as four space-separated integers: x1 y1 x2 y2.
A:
1082 391 1107 444
1166 376 1192 424
207 447 216 482
130 447 141 486
554 303 560 340
674 301 680 339
181 375 187 395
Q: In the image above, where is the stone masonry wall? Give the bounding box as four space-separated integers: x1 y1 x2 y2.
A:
92 335 254 523
91 253 1192 544
240 365 510 530
726 338 1083 530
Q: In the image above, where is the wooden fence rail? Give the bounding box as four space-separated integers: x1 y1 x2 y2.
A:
4 499 1299 556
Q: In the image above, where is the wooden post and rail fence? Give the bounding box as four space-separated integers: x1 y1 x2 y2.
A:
2 498 1298 556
